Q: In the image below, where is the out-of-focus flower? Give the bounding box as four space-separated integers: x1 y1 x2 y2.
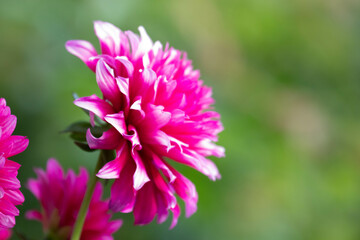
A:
26 159 122 239
66 21 224 228
0 228 11 240
0 98 28 229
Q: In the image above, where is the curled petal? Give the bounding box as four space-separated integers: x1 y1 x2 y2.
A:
86 128 122 150
65 40 98 71
170 204 180 229
115 56 134 77
131 150 149 191
104 112 127 136
97 141 128 179
74 95 114 120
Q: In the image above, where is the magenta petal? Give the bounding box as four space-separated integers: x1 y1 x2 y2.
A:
65 40 98 70
169 204 180 229
0 213 15 228
151 153 176 183
96 59 122 109
97 144 127 179
94 21 122 56
3 136 29 158
133 26 153 59
133 182 157 225
25 210 42 221
131 151 150 191
115 56 134 77
0 199 19 217
86 128 122 150
0 115 16 140
5 190 24 205
109 162 136 213
0 227 11 239
141 104 171 131
104 112 127 136
74 94 114 120
116 76 130 108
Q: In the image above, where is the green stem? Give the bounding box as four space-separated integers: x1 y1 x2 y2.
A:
70 150 106 240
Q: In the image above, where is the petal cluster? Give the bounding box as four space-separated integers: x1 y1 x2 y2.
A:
66 21 224 227
27 159 122 239
0 98 28 230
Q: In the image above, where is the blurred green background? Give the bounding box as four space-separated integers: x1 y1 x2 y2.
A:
1 0 360 239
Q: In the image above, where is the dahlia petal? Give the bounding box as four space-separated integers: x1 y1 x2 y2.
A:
74 95 114 120
116 76 130 108
141 68 157 90
196 139 225 158
131 151 150 191
94 21 122 56
169 204 180 229
96 59 122 109
0 227 11 239
0 156 5 168
5 190 24 205
3 160 21 171
0 176 20 189
96 138 130 179
0 115 16 140
1 136 29 158
0 199 19 216
141 104 171 131
125 30 140 57
142 130 171 151
109 162 136 213
46 158 64 181
107 219 123 232
27 179 40 199
148 165 177 225
86 128 122 150
115 56 134 77
129 97 145 125
25 210 42 221
169 169 198 217
123 125 142 152
151 153 176 183
135 26 153 58
104 112 127 136
65 40 98 70
0 213 15 228
97 153 126 179
133 182 157 225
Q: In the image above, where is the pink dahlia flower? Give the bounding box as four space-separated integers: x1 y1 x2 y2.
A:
66 21 225 227
0 98 28 229
27 159 122 239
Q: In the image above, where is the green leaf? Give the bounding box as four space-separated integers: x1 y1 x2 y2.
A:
74 141 97 152
61 121 91 134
